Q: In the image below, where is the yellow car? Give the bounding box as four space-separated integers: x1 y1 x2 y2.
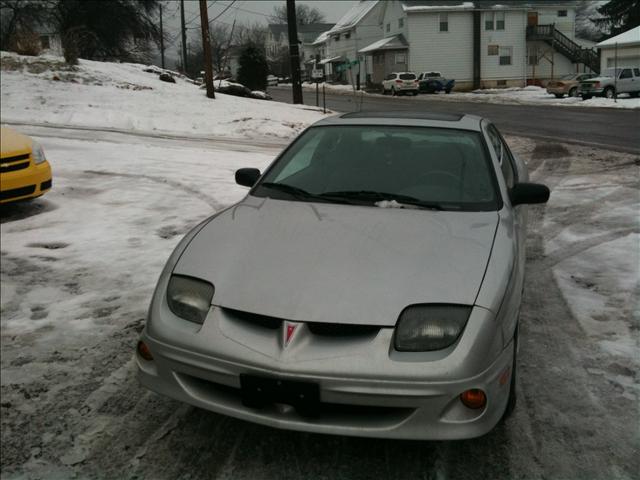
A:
0 127 52 204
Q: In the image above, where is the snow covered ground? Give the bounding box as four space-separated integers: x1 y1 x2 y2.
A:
1 52 638 479
0 51 327 140
300 82 640 109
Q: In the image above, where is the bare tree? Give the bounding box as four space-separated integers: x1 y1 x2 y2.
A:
234 21 266 49
269 4 325 25
0 0 53 51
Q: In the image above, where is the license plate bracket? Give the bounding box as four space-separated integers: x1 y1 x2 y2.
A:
240 374 320 416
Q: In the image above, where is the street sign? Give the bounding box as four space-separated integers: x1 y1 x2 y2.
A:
312 69 323 79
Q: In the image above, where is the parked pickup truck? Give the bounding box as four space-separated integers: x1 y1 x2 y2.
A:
417 71 455 94
579 67 640 100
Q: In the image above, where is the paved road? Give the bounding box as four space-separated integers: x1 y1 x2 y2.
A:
269 87 640 154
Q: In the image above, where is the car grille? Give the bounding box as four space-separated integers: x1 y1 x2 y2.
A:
0 184 36 201
223 308 382 337
178 373 415 424
0 153 30 173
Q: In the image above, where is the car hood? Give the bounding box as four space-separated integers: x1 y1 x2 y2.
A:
582 76 611 83
174 196 499 326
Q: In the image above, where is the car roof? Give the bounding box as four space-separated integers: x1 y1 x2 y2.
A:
313 111 484 132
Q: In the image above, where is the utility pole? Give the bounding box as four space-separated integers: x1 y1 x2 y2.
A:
286 0 303 104
159 2 165 69
199 0 215 99
180 0 188 74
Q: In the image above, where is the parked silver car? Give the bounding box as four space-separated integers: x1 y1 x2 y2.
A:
137 112 550 440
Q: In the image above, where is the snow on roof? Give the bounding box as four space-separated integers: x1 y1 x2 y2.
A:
323 0 379 35
359 35 409 53
403 1 474 11
596 26 640 48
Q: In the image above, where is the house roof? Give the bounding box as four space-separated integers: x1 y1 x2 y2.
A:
359 34 409 53
313 0 380 43
596 26 640 48
401 1 579 12
268 23 335 43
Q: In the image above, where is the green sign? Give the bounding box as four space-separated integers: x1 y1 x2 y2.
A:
334 59 360 73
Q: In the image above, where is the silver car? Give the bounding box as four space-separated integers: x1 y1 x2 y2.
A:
137 112 550 440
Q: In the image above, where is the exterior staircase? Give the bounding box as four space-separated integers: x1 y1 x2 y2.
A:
527 24 600 73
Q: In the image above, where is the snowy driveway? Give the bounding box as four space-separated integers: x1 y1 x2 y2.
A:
1 130 638 479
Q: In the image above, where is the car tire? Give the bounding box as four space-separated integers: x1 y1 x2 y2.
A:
569 87 578 97
445 89 451 94
554 93 564 98
630 91 639 98
391 87 396 96
604 86 615 99
501 326 519 421
413 91 418 96
581 94 592 101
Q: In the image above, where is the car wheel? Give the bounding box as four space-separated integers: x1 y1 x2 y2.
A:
604 86 615 99
554 93 564 98
445 89 451 94
568 87 578 97
501 326 519 421
581 94 592 101
391 87 396 96
630 91 639 98
413 91 418 96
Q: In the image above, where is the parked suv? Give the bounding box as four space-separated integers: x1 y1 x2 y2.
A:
579 67 640 100
382 72 419 96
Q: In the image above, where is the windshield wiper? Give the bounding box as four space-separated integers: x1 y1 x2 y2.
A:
258 182 345 204
319 190 445 210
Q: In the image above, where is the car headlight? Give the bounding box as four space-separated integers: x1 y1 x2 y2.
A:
394 304 471 351
32 141 47 165
166 275 214 324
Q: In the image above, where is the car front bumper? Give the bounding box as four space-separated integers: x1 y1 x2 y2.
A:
0 160 52 203
138 304 514 440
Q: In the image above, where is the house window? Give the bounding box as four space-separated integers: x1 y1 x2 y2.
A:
496 11 505 30
499 46 512 65
497 79 507 87
395 53 406 64
399 18 404 28
334 34 340 41
439 13 448 32
386 23 390 32
488 44 499 56
40 35 50 49
485 12 494 30
345 32 351 39
558 10 567 17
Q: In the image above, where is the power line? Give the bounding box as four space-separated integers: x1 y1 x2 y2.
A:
208 0 237 24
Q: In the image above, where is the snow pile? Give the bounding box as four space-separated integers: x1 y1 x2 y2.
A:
0 51 327 139
418 85 640 109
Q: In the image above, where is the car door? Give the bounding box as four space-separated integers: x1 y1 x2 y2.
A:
486 124 524 338
617 68 633 93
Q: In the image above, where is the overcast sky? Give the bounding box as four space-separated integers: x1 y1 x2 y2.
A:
158 0 357 67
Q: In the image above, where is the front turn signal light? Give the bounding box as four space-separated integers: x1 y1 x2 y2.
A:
137 340 154 361
460 389 486 409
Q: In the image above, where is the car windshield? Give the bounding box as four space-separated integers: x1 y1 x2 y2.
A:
399 73 416 80
253 125 500 211
426 72 441 78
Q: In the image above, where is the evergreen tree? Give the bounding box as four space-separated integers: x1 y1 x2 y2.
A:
594 0 640 37
237 45 268 91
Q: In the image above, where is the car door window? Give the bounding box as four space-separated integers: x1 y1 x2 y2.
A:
487 125 515 189
620 69 632 79
634 68 640 77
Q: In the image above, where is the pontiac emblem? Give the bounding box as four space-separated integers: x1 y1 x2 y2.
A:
283 322 298 348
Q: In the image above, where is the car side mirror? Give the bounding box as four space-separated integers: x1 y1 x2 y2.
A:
235 168 261 187
509 182 550 206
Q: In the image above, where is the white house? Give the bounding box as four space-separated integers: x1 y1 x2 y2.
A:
312 1 385 87
596 26 640 71
358 0 597 90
